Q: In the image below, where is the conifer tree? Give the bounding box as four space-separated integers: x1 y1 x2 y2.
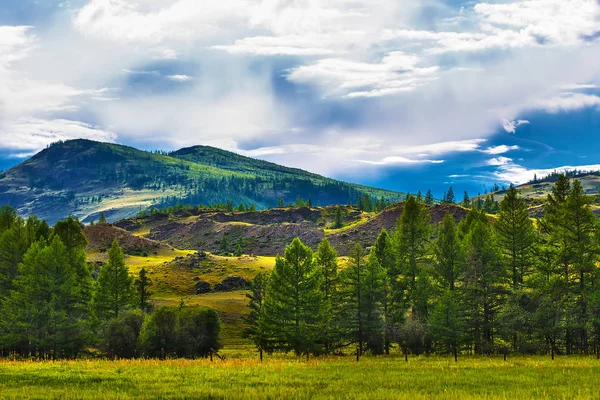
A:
434 213 464 291
244 272 269 359
135 268 152 312
494 186 536 288
260 238 326 356
93 239 134 321
394 195 433 321
425 189 434 205
315 238 339 353
2 237 91 357
463 219 506 353
429 290 463 360
372 229 396 353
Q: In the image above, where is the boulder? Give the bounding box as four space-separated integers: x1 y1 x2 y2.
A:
195 280 211 294
213 276 250 292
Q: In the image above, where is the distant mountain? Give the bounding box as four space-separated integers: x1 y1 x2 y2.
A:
0 139 405 224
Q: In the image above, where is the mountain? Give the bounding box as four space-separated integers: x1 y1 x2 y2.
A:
0 139 405 224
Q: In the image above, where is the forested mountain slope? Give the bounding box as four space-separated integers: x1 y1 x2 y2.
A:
0 140 404 224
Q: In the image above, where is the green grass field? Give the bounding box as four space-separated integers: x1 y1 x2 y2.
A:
1 356 599 399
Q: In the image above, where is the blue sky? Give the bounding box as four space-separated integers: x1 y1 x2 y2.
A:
0 0 599 197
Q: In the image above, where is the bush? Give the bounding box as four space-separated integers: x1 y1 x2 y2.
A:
176 308 221 358
139 306 221 359
139 307 178 359
102 310 145 359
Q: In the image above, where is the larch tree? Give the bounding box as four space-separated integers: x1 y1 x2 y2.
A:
394 195 433 322
260 238 326 357
314 238 339 353
494 185 536 288
93 239 134 321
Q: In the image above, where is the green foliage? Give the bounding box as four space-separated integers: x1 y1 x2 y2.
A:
393 195 433 321
102 310 144 358
1 236 91 357
433 213 464 291
135 268 152 312
333 206 344 229
93 239 134 321
494 185 536 288
139 306 221 359
261 238 327 356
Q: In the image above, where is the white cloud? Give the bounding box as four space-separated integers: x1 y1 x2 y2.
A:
493 160 600 184
364 156 444 165
484 145 520 155
560 83 599 90
390 139 487 156
0 117 116 151
167 74 192 82
533 93 600 113
487 156 513 166
212 35 336 56
287 52 439 98
502 119 530 133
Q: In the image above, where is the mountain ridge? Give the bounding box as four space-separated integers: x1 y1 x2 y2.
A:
0 139 405 224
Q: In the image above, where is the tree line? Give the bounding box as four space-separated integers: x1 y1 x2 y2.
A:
245 175 600 360
0 208 220 359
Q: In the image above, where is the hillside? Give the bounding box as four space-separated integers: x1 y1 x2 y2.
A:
481 172 600 217
0 139 404 224
114 203 469 257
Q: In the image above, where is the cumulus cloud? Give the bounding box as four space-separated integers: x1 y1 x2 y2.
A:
287 52 439 98
483 145 520 155
1 0 600 180
502 119 530 133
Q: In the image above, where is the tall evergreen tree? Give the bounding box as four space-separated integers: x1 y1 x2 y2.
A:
494 186 536 288
2 237 91 357
135 268 152 312
93 239 134 321
463 219 506 353
373 229 397 354
425 189 434 205
394 195 433 321
260 238 326 356
433 213 464 291
315 238 339 353
244 272 269 359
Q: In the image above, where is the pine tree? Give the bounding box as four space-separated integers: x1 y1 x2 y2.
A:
394 195 433 321
135 268 152 312
314 237 339 353
462 191 470 208
339 243 367 358
2 237 91 357
425 189 434 205
445 187 455 204
98 212 107 224
93 239 134 321
334 206 344 229
372 229 396 354
494 186 536 288
260 238 326 356
429 290 463 360
244 272 269 360
434 213 464 291
463 219 506 353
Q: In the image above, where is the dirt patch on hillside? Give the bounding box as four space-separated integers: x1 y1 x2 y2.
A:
84 223 169 254
328 204 469 254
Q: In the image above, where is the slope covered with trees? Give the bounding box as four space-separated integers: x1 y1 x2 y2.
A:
246 177 600 359
0 140 404 224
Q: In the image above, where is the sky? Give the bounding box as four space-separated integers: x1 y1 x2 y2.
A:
0 0 599 197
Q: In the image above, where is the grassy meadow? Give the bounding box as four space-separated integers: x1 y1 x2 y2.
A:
1 355 600 399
